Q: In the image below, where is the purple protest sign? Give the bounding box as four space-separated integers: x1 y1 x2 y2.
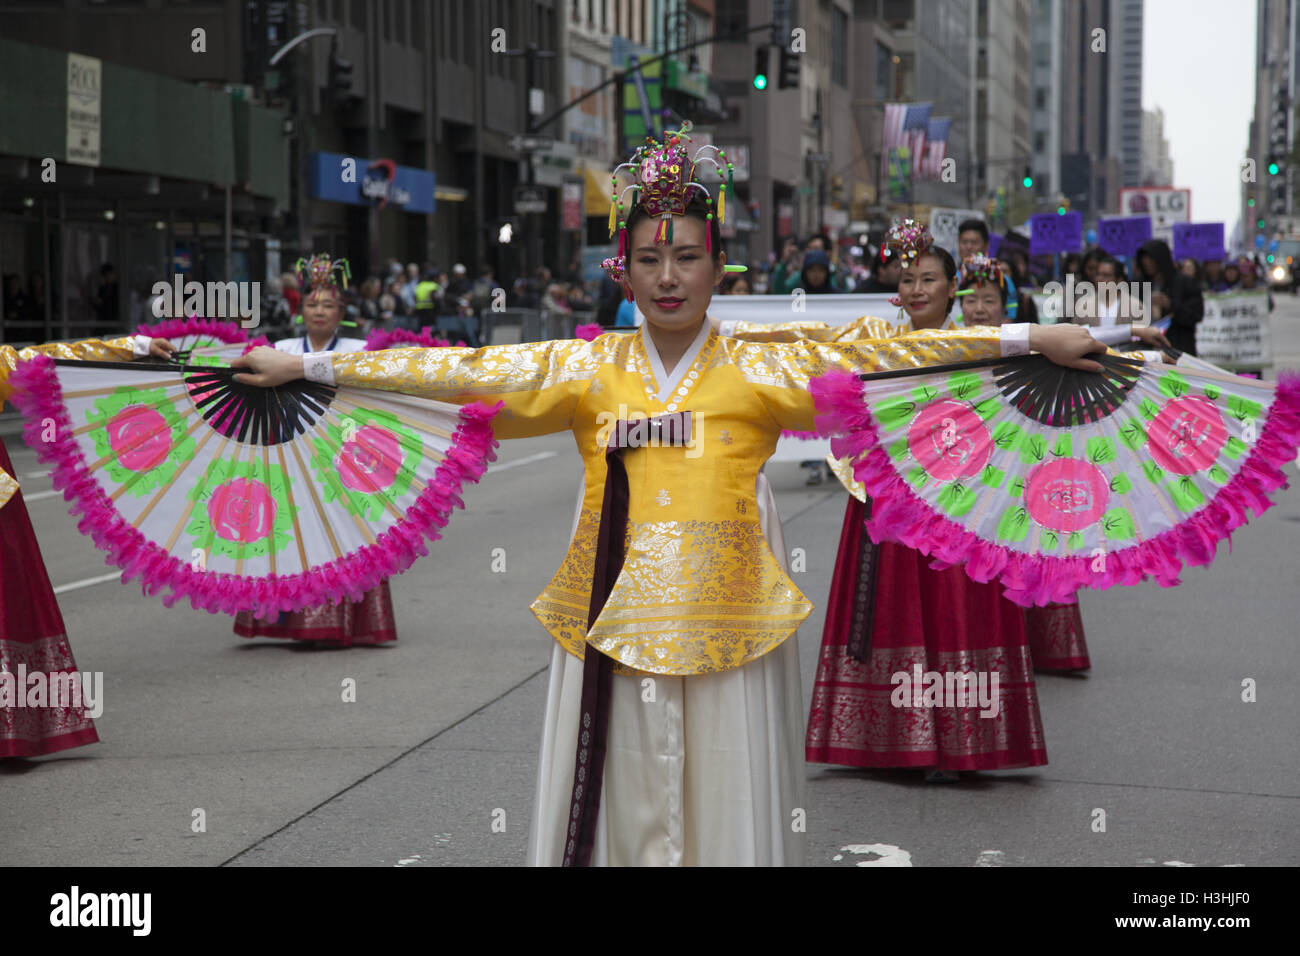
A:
987 232 1002 258
1029 212 1082 255
1172 222 1225 262
1097 216 1152 258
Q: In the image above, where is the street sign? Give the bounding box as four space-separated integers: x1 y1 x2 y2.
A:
514 185 547 214
508 135 556 153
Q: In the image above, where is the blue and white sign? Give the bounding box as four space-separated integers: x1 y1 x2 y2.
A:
309 152 435 214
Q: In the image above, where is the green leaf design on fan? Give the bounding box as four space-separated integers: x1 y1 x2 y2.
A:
906 465 928 488
1203 384 1220 400
1118 417 1147 450
87 386 197 498
1008 475 1025 498
912 384 939 404
937 481 977 517
1158 370 1190 399
980 464 1005 489
1042 529 1060 550
1223 436 1247 460
1109 472 1132 494
310 408 423 521
1101 507 1136 540
1227 394 1263 422
888 436 909 461
1018 433 1047 465
186 457 297 561
996 505 1030 542
1067 531 1086 550
1138 398 1161 420
948 370 981 401
1142 460 1165 484
1169 475 1205 512
1087 436 1117 465
187 353 226 368
1207 464 1230 485
992 422 1022 450
972 396 1002 421
1051 434 1072 458
874 395 916 432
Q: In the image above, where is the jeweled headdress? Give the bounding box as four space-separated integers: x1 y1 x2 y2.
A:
885 218 933 269
295 253 351 298
960 253 1004 287
605 120 733 276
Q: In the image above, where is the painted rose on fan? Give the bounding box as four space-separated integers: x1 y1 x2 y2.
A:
338 425 402 492
207 477 276 543
1025 458 1109 533
108 405 172 471
1147 397 1227 475
907 400 992 481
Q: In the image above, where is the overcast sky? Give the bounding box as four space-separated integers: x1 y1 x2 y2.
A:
1143 0 1258 233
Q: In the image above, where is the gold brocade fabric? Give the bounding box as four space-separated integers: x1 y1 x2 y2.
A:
330 324 1004 676
727 315 899 344
0 466 16 509
0 338 138 412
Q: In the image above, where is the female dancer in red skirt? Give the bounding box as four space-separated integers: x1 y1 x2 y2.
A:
232 254 395 647
1 334 174 756
803 228 1049 781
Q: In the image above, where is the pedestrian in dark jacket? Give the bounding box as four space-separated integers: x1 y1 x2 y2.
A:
1136 238 1204 355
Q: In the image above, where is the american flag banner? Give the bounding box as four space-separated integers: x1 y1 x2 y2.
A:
902 103 932 178
921 116 952 180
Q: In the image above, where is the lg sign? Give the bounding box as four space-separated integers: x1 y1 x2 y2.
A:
1119 187 1191 226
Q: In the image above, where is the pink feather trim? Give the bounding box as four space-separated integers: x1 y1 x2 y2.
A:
136 317 250 344
574 323 604 342
365 327 455 351
810 368 1300 607
10 354 502 617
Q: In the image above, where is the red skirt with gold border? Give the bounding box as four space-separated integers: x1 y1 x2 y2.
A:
233 581 397 646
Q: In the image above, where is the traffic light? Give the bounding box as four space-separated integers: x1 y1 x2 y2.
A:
1268 160 1281 176
329 39 353 98
1267 254 1276 263
778 46 799 89
1022 165 1033 189
1257 218 1266 229
1248 198 1255 207
1057 195 1069 214
753 47 769 90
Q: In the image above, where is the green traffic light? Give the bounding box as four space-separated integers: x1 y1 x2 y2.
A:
1267 254 1275 263
1057 207 1065 215
754 74 768 90
1248 198 1255 206
1258 218 1266 228
1022 176 1033 188
1268 162 1280 175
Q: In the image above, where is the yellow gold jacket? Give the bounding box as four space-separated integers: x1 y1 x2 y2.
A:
328 322 1007 676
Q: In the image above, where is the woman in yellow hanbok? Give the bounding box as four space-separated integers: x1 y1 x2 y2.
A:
231 127 1107 865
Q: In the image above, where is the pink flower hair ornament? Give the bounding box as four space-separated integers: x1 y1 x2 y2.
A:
607 120 733 257
885 218 934 269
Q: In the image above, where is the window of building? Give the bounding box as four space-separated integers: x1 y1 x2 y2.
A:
1035 131 1046 152
832 6 848 86
882 0 913 25
412 0 424 49
874 41 891 99
716 0 749 35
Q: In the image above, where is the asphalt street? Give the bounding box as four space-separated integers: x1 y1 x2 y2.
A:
2 306 1298 868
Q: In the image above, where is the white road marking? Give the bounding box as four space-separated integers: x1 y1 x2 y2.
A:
838 843 913 867
20 488 62 503
486 451 558 474
52 571 123 595
974 849 1006 867
395 854 422 867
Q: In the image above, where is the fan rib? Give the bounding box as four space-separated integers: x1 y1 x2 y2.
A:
129 425 219 528
275 442 311 573
287 437 344 560
163 436 231 553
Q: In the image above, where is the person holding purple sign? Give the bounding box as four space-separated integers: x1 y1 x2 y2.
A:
1136 239 1204 355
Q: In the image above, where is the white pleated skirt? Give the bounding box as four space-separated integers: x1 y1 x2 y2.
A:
525 472 807 866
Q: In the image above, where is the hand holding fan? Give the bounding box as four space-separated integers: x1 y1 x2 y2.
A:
10 355 500 616
812 353 1300 606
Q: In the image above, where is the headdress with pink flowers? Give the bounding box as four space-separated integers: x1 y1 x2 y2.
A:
884 218 935 269
959 252 1005 287
295 253 351 298
605 120 733 279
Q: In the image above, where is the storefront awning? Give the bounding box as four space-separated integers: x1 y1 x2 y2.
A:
583 165 610 216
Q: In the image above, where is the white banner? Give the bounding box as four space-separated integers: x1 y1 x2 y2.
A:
67 53 102 167
1194 291 1271 369
1117 187 1191 232
700 293 902 325
928 207 984 257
